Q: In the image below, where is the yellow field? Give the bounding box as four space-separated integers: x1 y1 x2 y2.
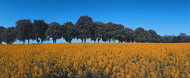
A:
0 43 190 78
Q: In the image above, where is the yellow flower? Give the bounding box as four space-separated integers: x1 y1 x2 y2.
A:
0 43 189 78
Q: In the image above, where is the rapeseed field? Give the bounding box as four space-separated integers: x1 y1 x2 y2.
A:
0 43 190 78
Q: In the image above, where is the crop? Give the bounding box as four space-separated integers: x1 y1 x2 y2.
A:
0 43 190 78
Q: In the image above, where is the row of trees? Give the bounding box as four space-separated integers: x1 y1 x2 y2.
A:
0 16 190 44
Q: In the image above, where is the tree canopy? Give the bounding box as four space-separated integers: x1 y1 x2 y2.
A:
75 16 93 43
45 22 62 43
33 19 49 44
15 19 33 44
1 27 16 44
0 16 190 44
61 22 75 43
0 26 6 44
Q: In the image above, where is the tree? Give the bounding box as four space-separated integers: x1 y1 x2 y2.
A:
105 22 115 42
93 22 105 43
135 27 149 42
90 22 97 42
148 29 160 42
163 35 172 43
33 19 48 44
0 26 5 44
158 36 166 43
61 22 75 43
172 35 179 43
1 27 16 44
75 16 93 43
110 23 125 42
101 23 109 43
115 29 125 43
16 19 33 44
45 22 62 43
101 22 117 43
114 27 134 43
124 28 135 42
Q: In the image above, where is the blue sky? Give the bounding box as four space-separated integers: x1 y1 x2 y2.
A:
0 0 190 43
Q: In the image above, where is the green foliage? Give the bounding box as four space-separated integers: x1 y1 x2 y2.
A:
61 22 75 43
15 19 33 44
75 16 93 43
33 20 48 43
1 27 16 44
45 22 62 43
0 26 5 44
1 16 190 44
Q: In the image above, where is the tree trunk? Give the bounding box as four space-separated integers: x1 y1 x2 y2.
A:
98 38 100 43
69 41 71 43
82 39 83 43
37 38 39 44
84 39 86 43
23 40 25 44
41 39 43 44
0 41 2 44
28 39 30 44
53 38 55 43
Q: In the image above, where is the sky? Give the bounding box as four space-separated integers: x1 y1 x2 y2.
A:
0 0 190 43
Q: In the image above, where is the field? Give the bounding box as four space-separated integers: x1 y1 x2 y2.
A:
0 43 190 78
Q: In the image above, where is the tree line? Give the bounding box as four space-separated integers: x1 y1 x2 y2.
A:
0 16 190 44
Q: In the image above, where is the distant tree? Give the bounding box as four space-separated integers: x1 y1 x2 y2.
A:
148 29 160 42
186 35 190 42
101 22 114 42
1 27 16 44
110 23 125 42
106 22 115 42
124 28 135 42
101 23 109 43
187 36 190 42
45 22 62 43
2 16 190 44
115 29 125 43
93 22 105 43
61 22 75 43
33 19 48 44
163 35 179 43
16 19 33 44
162 35 172 43
135 27 149 42
172 36 179 43
90 23 97 42
110 24 125 42
178 33 188 42
0 26 6 44
115 28 134 43
158 36 166 43
75 16 93 43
